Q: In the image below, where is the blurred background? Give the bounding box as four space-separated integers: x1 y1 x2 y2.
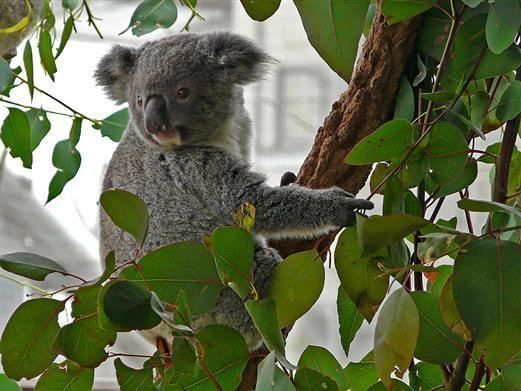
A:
0 1 492 389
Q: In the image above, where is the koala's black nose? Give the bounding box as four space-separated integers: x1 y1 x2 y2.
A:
144 95 169 134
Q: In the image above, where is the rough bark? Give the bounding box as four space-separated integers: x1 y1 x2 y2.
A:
238 8 421 391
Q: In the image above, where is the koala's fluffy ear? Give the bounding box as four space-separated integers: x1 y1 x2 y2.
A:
95 45 138 103
202 32 273 84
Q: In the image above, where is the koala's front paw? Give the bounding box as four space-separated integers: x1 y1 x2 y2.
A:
327 188 374 227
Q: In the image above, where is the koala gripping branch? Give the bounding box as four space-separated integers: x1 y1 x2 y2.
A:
238 9 421 390
271 9 421 259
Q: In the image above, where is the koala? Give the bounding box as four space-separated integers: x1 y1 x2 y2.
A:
0 0 43 60
96 32 373 350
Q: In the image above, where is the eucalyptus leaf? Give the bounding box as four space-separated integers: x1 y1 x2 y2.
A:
1 108 32 168
496 80 521 121
22 41 34 99
439 276 472 341
114 357 155 391
298 345 347 390
0 57 11 91
38 30 57 80
0 252 67 281
240 0 281 21
293 367 339 391
381 0 436 24
245 298 285 353
485 0 521 54
343 357 378 391
34 360 94 391
337 286 363 356
56 15 74 58
458 198 521 220
394 77 414 121
122 0 178 37
99 108 129 142
26 108 51 152
256 351 295 391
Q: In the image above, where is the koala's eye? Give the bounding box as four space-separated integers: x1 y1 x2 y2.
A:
137 96 143 106
177 88 189 100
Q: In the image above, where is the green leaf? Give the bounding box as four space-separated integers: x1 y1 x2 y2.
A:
410 291 464 364
99 280 161 331
87 250 116 286
122 0 178 37
173 325 249 391
0 57 11 91
345 119 414 164
485 0 521 54
294 367 339 391
256 351 295 391
170 339 198 384
356 214 429 256
38 30 57 80
99 108 129 142
426 121 469 186
367 379 413 390
427 158 478 198
240 0 281 21
374 288 419 388
381 0 436 24
27 108 51 151
0 252 67 281
100 188 149 246
120 241 223 315
245 298 285 353
344 356 378 391
22 41 34 99
62 0 81 11
393 77 414 121
463 0 483 6
298 346 347 391
267 250 325 328
0 374 21 391
335 226 389 322
54 285 116 367
363 3 376 37
114 358 155 391
47 117 82 203
417 8 450 61
496 80 521 121
56 15 74 58
421 91 455 102
1 299 64 380
209 227 254 299
294 0 370 82
458 198 521 220
453 239 521 369
410 362 444 391
427 264 453 296
337 286 363 356
475 44 521 80
439 276 472 341
1 108 32 168
34 360 94 391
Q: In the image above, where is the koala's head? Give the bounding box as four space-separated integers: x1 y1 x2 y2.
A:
95 32 271 149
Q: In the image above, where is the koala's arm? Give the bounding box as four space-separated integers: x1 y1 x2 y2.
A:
180 149 373 239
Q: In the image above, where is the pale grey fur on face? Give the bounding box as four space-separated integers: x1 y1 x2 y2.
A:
96 31 373 350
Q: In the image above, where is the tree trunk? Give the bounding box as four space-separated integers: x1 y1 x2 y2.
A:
238 7 421 391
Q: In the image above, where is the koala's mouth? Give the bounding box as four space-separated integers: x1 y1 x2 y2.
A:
149 126 190 148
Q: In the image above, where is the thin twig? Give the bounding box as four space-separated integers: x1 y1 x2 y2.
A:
0 273 49 295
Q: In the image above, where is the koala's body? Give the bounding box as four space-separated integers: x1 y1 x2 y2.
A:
0 0 43 59
96 32 373 349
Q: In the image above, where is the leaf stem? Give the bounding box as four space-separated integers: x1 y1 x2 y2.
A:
0 273 49 294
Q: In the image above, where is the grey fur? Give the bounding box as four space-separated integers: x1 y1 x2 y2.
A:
97 32 373 349
0 0 43 58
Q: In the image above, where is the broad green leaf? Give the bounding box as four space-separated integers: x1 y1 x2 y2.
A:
457 198 521 220
298 346 347 390
335 226 389 322
374 288 419 388
356 214 429 256
393 77 414 121
114 358 155 391
0 374 21 391
47 118 82 203
62 0 81 10
26 108 50 151
1 299 64 380
381 0 436 24
343 357 378 391
427 158 478 198
1 108 32 168
99 280 161 331
170 339 198 384
86 250 116 286
470 91 489 129
256 351 295 391
245 298 285 353
22 41 34 99
34 360 94 391
426 264 453 296
122 0 178 37
345 119 414 164
172 325 249 391
294 0 370 82
417 8 450 61
38 30 57 80
496 80 521 121
453 239 521 369
99 108 129 142
267 250 325 328
367 379 413 390
0 252 67 281
475 44 521 80
54 285 116 367
0 57 11 91
410 362 444 391
100 188 149 246
439 276 472 341
120 241 223 315
337 286 363 356
56 15 74 58
410 291 464 364
485 0 521 54
293 367 339 391
363 3 376 37
421 91 455 102
209 227 254 299
240 0 281 21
